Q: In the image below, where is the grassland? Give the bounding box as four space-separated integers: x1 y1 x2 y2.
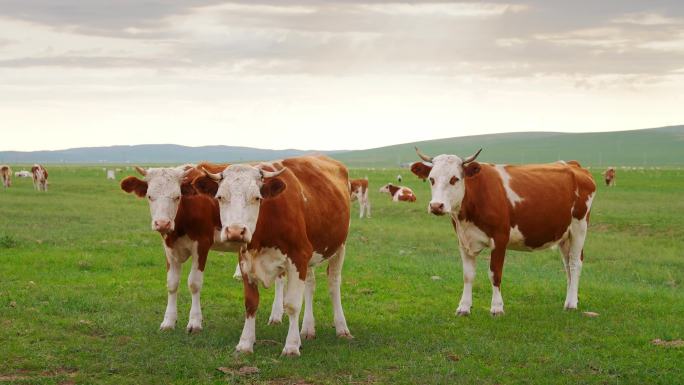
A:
1 166 683 384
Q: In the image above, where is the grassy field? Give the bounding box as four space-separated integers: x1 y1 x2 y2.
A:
1 166 683 384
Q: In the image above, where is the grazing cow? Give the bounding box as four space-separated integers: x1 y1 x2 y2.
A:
379 183 416 202
31 164 48 191
411 148 596 315
195 155 352 356
120 164 286 332
603 167 616 187
1 165 11 188
350 178 371 218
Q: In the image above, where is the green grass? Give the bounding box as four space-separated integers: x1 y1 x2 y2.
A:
333 125 684 167
1 166 683 384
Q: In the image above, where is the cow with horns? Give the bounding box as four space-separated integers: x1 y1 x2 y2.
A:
411 148 596 315
195 155 353 356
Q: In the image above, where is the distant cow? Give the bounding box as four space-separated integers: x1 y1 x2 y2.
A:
106 170 116 180
195 155 353 356
120 164 284 332
15 170 31 178
31 164 48 192
350 178 371 218
603 167 616 186
411 148 596 315
379 183 416 202
1 165 11 188
396 174 402 183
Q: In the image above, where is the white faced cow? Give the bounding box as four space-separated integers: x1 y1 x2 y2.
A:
196 155 352 356
350 178 371 218
411 148 596 315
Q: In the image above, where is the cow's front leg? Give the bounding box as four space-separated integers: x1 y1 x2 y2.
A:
488 246 507 316
268 276 285 325
456 246 477 316
282 259 306 356
300 268 316 339
365 197 371 218
161 256 182 330
236 274 259 354
186 245 207 333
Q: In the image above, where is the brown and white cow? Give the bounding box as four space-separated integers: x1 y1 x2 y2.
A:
411 148 596 315
196 155 352 356
1 165 11 188
603 167 616 187
350 178 371 218
379 183 416 202
31 164 48 191
120 164 287 332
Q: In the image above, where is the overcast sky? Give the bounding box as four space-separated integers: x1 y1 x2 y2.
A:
1 1 683 151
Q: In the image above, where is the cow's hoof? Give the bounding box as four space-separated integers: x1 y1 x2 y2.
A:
490 308 505 317
186 320 203 333
281 345 301 357
336 329 354 339
159 319 176 330
455 306 471 316
235 342 254 354
564 304 578 311
268 314 283 325
300 327 316 340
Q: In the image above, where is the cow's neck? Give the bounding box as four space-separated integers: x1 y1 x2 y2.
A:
388 185 400 196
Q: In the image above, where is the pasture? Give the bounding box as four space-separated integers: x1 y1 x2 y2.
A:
1 166 683 384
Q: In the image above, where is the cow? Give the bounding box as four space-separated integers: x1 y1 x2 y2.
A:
1 165 11 188
397 174 402 183
350 178 371 218
603 167 616 187
379 183 417 202
31 164 48 191
120 164 286 332
411 148 596 315
195 155 353 356
15 170 31 178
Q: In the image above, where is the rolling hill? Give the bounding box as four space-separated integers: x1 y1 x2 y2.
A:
333 125 684 167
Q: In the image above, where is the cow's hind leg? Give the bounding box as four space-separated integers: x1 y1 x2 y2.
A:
327 244 352 338
160 251 182 330
565 219 588 310
268 276 285 325
300 268 316 339
559 239 571 300
456 245 478 316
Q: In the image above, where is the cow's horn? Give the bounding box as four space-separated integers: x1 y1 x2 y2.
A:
135 166 147 176
415 147 433 162
463 148 482 164
260 167 287 178
201 167 222 181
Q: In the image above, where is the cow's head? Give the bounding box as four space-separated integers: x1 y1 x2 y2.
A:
378 183 394 194
411 147 482 216
120 166 192 234
199 164 287 244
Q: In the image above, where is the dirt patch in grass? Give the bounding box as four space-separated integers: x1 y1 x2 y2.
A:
0 367 78 381
651 339 684 347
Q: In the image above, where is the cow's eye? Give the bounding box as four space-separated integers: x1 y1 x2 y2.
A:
173 196 180 202
255 196 262 203
429 177 435 185
449 176 459 185
216 196 223 202
147 195 153 201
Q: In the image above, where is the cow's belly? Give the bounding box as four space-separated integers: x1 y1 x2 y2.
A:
241 247 287 289
506 225 570 252
455 220 494 255
163 236 195 263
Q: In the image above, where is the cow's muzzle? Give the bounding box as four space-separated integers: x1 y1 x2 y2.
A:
153 219 173 234
222 225 251 243
429 202 446 216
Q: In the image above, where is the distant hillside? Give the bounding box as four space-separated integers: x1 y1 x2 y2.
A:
332 125 684 167
0 144 341 164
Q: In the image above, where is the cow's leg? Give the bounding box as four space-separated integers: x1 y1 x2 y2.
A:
186 241 208 333
488 246 507 316
365 194 372 218
268 275 285 325
559 239 571 295
161 254 182 330
327 244 352 338
300 268 316 339
236 266 259 353
232 262 242 280
456 245 478 316
282 258 307 356
358 198 365 218
565 219 588 310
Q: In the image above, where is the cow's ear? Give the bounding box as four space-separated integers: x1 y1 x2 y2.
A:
192 175 219 196
261 178 286 199
410 161 432 180
120 176 148 198
464 162 481 178
180 182 196 196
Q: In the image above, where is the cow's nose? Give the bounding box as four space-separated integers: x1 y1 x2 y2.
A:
154 219 172 233
224 225 248 242
429 202 445 215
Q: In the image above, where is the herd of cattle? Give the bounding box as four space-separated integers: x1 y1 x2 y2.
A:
0 164 49 191
111 149 607 357
0 154 618 356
